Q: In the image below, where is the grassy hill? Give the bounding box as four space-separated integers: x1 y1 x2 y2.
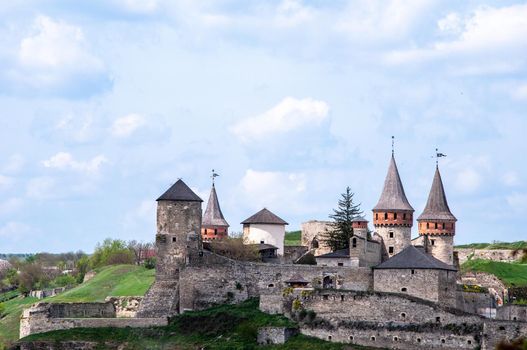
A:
461 259 527 287
455 241 527 250
20 298 377 350
0 265 154 348
284 230 301 246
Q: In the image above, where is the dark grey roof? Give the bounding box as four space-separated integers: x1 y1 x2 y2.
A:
202 185 229 227
374 245 456 271
351 216 368 222
241 208 288 225
247 243 279 251
157 179 203 202
315 248 350 259
418 167 457 222
285 273 309 284
373 155 414 212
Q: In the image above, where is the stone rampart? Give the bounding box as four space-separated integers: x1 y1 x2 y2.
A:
496 304 527 322
179 251 372 311
283 246 308 264
104 296 143 318
20 302 167 338
456 248 520 264
257 327 298 345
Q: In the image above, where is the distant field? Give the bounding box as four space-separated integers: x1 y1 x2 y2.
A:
461 259 527 287
284 230 301 246
455 241 527 250
21 298 378 350
0 264 155 347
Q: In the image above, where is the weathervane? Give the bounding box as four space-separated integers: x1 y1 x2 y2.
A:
391 136 395 156
434 148 447 167
211 169 219 185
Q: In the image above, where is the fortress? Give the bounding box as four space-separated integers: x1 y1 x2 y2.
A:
20 152 527 349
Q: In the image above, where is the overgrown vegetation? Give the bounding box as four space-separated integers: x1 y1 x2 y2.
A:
19 299 376 350
461 259 527 287
284 231 301 246
206 238 261 261
455 241 527 250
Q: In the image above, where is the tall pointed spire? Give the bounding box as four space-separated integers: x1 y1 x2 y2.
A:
418 167 456 222
373 155 414 212
202 185 229 227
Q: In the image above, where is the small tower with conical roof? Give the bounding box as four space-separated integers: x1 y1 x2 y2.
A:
372 153 414 259
201 178 229 241
418 165 457 265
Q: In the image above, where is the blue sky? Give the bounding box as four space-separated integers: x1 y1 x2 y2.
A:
0 0 526 253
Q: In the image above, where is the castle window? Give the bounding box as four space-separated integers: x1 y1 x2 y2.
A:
323 295 329 300
468 340 472 345
417 338 421 343
394 212 397 220
328 336 332 340
400 312 406 318
426 223 429 229
349 336 354 341
268 284 274 288
352 238 357 248
214 229 218 235
431 239 435 246
441 339 445 344
389 246 394 254
393 336 399 342
260 240 265 244
172 237 177 242
384 213 388 220
435 223 438 229
513 317 517 321
499 326 506 330
389 231 394 238
442 223 445 229
338 263 344 267
376 213 378 220
436 317 441 323
401 287 407 292
411 269 415 275
403 213 406 220
371 336 376 341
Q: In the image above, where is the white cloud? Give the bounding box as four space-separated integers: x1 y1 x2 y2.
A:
437 12 462 35
0 197 23 216
111 114 146 138
0 175 15 191
239 169 306 214
3 15 110 96
113 0 161 14
0 221 33 239
336 0 435 43
386 4 527 66
42 152 108 174
26 177 56 199
511 84 527 100
275 0 314 28
54 114 96 143
230 97 329 143
506 193 527 213
3 154 25 174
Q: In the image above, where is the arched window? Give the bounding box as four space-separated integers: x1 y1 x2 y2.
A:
394 212 397 220
352 238 357 248
434 223 438 229
384 213 388 220
311 238 319 249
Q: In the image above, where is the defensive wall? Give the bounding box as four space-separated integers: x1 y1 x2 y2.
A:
271 289 527 350
456 248 520 264
20 302 166 338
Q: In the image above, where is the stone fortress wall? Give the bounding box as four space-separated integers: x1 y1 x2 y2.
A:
456 248 521 264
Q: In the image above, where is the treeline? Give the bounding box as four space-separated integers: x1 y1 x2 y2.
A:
0 239 154 295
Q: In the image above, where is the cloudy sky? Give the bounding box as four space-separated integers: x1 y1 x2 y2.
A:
0 0 526 253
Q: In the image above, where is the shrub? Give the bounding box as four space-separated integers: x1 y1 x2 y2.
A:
143 257 156 269
90 239 135 268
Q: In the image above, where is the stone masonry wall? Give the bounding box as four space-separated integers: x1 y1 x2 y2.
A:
374 269 457 307
301 220 332 256
374 226 411 259
456 248 520 264
179 251 372 311
496 304 527 322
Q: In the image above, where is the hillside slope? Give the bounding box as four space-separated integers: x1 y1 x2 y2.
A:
0 265 154 348
461 259 527 287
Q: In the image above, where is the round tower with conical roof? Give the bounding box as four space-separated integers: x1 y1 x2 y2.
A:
201 183 229 241
417 166 457 265
372 154 414 259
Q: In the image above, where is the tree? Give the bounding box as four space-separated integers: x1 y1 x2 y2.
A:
322 186 363 252
90 238 134 268
127 240 153 265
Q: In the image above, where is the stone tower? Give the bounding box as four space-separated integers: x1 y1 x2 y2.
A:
351 216 369 239
201 183 229 241
137 179 202 318
417 165 457 265
372 154 414 259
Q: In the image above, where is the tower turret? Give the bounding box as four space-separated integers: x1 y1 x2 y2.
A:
373 154 414 259
351 216 369 239
201 182 229 241
417 166 457 265
155 179 203 280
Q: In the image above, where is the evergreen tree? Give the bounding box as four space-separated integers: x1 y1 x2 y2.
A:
323 187 363 251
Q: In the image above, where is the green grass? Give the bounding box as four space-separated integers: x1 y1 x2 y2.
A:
0 264 155 348
461 259 527 287
455 241 527 250
49 265 155 302
284 230 301 246
21 298 378 350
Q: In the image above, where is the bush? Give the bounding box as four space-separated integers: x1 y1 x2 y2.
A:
90 239 135 268
143 257 156 269
50 274 77 288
